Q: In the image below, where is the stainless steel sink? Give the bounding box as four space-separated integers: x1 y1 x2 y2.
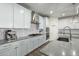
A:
29 34 42 36
57 37 69 42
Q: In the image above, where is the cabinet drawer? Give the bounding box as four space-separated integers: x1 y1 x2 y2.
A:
0 47 10 54
0 44 11 50
0 52 9 56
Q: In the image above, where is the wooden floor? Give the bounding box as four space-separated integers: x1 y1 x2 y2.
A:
26 41 50 56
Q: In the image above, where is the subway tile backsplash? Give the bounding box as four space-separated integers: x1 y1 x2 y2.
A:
0 24 40 40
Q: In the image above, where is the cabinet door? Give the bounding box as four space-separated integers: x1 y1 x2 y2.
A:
24 8 31 29
14 4 25 28
9 43 17 56
41 36 46 44
0 43 11 56
9 47 17 56
38 38 42 47
10 41 22 56
39 16 44 29
0 48 10 56
33 38 39 49
21 39 29 56
21 40 26 56
38 36 46 47
0 3 13 28
27 39 34 53
16 41 22 56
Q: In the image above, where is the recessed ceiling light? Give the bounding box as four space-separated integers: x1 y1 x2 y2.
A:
62 13 65 16
20 10 24 14
72 50 76 56
62 51 66 56
50 10 53 14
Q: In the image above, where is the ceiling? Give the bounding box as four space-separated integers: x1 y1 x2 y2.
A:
19 3 79 17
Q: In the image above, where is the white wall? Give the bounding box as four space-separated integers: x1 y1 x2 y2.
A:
58 17 79 29
49 17 58 41
46 17 49 27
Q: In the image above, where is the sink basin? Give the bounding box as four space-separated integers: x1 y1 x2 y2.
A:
57 37 69 42
29 34 42 36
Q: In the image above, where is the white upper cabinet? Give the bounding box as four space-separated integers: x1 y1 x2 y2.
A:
13 4 31 28
39 15 44 29
0 3 13 28
24 8 31 29
13 4 25 28
0 3 31 28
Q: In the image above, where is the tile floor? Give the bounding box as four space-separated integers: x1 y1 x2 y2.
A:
27 41 50 56
40 39 79 56
27 38 79 56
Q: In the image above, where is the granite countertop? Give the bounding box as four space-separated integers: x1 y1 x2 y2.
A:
0 34 44 46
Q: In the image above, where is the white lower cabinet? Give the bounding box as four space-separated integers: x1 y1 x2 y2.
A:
8 42 16 56
27 37 43 54
9 47 17 56
33 38 39 49
38 38 43 47
0 35 46 56
0 43 11 56
16 41 22 56
38 35 46 47
0 48 10 56
28 38 34 53
10 41 22 56
21 39 29 56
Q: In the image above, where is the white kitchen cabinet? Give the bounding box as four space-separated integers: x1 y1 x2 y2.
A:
24 8 31 29
27 36 46 54
0 41 22 56
21 39 29 56
13 4 25 28
0 3 13 28
38 36 44 46
0 43 11 56
32 37 39 49
22 39 29 53
39 16 44 29
0 35 47 56
0 48 10 56
9 47 17 56
28 38 34 52
8 43 17 56
27 38 38 53
21 40 26 56
10 41 22 56
16 41 22 56
41 35 46 44
9 40 26 56
0 3 31 28
38 38 43 47
38 35 46 47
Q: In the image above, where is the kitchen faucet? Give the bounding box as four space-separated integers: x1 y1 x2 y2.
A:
63 26 72 44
